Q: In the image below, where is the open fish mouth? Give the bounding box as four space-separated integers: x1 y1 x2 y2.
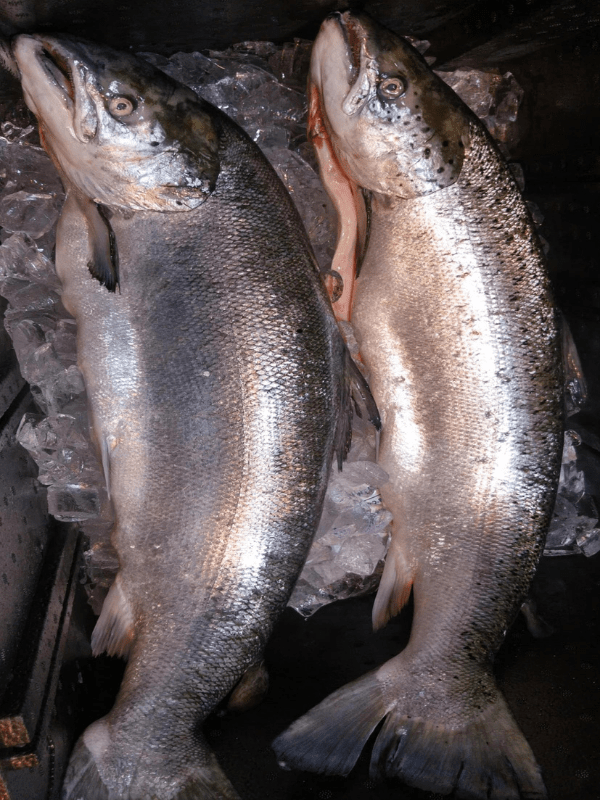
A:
329 11 367 76
13 34 80 117
38 41 76 105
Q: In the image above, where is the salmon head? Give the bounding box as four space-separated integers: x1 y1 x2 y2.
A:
12 34 220 211
309 12 472 199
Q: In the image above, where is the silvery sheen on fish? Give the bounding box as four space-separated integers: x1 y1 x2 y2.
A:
274 12 563 800
12 32 376 800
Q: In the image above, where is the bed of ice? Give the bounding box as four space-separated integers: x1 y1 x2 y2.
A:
0 38 597 618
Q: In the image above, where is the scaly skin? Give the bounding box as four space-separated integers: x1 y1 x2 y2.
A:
14 33 348 799
356 121 562 714
274 13 563 799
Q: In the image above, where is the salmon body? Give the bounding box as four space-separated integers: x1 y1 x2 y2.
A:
13 33 355 800
274 13 564 799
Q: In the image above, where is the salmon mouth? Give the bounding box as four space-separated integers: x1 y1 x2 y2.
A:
37 41 76 104
329 12 371 77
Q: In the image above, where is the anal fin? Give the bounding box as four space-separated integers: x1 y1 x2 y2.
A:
227 660 269 712
372 533 414 631
91 575 134 658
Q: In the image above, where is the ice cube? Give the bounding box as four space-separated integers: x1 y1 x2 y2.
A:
436 68 524 150
0 191 62 238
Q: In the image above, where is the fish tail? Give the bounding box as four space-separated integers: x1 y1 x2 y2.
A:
273 656 547 799
61 736 110 800
62 721 241 800
273 668 387 776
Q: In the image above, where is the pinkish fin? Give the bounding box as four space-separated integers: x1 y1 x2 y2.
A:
308 81 367 322
372 536 414 630
91 575 134 658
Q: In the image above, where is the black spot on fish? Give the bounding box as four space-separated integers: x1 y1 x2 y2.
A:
424 148 431 158
437 167 445 173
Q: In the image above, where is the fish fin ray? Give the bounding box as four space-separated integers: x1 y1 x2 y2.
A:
370 686 547 799
61 736 110 800
91 575 134 658
62 729 241 800
100 434 112 499
372 537 414 630
348 354 380 431
273 669 387 776
74 193 119 291
333 346 353 470
227 659 269 712
275 655 547 799
334 348 380 470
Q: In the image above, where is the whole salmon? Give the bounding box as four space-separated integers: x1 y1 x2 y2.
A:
274 12 563 799
13 33 373 800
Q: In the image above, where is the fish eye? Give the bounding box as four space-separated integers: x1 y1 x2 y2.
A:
378 77 406 99
108 96 135 117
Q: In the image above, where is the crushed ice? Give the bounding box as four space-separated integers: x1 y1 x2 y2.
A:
0 42 597 618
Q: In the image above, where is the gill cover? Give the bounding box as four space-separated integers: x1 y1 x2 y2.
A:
13 34 220 212
313 12 472 199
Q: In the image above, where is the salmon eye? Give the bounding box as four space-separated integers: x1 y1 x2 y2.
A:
108 96 135 117
379 77 405 99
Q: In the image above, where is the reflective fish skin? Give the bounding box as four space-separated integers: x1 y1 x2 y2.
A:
274 12 563 800
14 34 353 800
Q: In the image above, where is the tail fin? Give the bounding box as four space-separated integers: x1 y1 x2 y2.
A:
62 723 241 800
273 657 547 799
273 668 387 776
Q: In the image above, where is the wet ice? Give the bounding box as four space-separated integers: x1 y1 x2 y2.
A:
0 42 596 619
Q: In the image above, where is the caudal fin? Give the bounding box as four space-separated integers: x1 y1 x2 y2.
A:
62 722 241 800
273 657 547 800
273 668 387 776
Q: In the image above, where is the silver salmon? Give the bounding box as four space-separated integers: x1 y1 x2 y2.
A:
274 12 563 800
13 33 374 800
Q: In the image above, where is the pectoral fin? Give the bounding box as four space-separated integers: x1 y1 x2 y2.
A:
74 193 119 291
335 347 381 470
